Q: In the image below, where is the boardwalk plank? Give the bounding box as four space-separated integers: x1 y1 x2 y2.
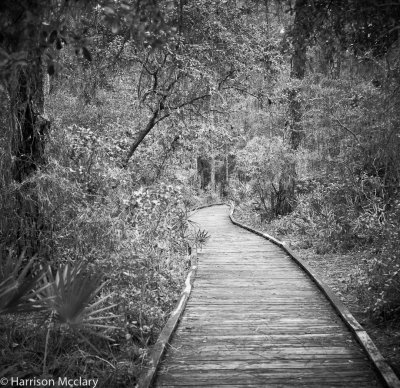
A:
152 205 385 387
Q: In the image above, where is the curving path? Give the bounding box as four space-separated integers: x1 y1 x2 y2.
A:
154 205 385 387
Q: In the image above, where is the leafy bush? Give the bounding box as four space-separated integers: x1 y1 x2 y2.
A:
0 70 194 385
355 200 400 321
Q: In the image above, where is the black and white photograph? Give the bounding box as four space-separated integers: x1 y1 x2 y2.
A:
1 1 400 387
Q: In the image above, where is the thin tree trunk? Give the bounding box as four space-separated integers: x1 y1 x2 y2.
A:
225 151 229 187
272 0 311 217
209 109 216 192
289 0 309 150
210 153 215 192
194 155 199 189
124 108 163 167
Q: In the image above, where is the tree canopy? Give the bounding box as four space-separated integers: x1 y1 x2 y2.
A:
1 0 400 384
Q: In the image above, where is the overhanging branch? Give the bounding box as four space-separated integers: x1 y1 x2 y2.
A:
332 115 360 143
123 92 210 167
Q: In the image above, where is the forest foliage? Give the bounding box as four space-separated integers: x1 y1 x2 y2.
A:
1 0 400 384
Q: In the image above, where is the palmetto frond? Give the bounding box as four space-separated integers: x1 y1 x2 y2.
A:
195 229 210 249
0 250 47 314
39 262 120 336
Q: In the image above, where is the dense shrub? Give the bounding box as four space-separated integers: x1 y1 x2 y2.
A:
0 73 194 386
234 65 400 322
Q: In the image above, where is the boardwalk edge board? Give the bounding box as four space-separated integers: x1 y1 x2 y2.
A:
229 203 400 388
138 202 223 387
137 252 198 388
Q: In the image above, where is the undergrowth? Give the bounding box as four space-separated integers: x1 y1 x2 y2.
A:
234 188 400 324
0 74 205 386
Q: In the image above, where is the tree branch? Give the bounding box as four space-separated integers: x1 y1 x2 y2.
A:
123 106 162 167
170 93 211 111
123 92 210 166
222 85 269 101
332 115 360 143
217 69 235 90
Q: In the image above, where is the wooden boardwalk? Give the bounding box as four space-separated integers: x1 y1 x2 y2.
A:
154 205 383 387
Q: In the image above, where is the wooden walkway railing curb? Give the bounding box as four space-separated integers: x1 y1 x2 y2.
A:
229 203 400 388
137 255 198 388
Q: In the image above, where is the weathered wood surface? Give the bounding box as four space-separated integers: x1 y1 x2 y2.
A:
229 205 400 388
138 262 197 388
153 205 384 387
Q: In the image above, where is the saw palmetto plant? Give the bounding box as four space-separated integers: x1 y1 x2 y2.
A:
0 250 121 374
39 262 119 334
38 262 120 371
0 250 47 315
194 229 210 250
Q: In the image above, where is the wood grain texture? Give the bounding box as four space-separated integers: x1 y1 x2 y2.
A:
229 204 400 388
138 260 197 388
152 204 396 387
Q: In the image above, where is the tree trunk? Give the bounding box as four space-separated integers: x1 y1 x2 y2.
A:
124 106 165 167
225 151 229 186
12 63 49 182
210 154 215 192
289 0 310 150
271 0 311 217
197 156 210 189
4 3 50 257
288 89 303 150
274 163 296 216
194 155 200 189
209 107 216 192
